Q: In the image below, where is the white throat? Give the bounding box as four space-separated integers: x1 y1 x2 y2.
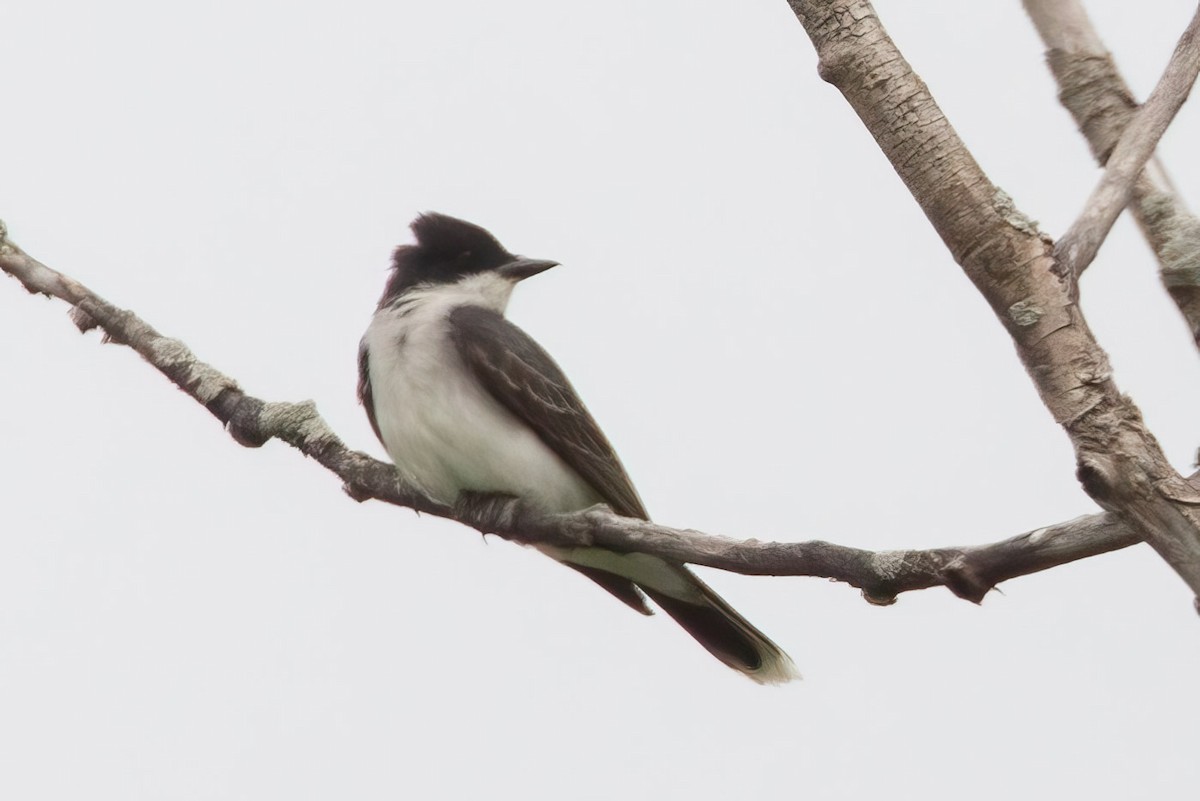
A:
397 271 517 316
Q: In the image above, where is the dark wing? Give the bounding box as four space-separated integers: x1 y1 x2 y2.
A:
447 305 648 520
357 338 383 444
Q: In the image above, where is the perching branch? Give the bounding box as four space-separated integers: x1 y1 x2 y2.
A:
785 0 1200 603
0 221 1143 606
1050 3 1200 278
1024 0 1200 348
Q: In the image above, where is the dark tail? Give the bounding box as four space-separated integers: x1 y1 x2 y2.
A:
640 567 799 684
544 545 799 684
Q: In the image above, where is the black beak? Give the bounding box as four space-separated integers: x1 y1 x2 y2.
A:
499 256 559 281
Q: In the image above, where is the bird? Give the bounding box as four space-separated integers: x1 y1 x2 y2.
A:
358 212 798 683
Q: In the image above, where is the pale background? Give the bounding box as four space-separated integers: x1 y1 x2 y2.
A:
2 1 1198 798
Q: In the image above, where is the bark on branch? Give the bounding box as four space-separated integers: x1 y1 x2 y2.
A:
1049 4 1200 278
785 0 1200 604
0 221 1142 606
1024 0 1200 349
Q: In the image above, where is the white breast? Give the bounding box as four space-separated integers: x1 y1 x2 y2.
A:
363 275 602 513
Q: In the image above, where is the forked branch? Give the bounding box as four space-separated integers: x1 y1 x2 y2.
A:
1024 0 1200 348
1050 3 1200 278
785 0 1200 602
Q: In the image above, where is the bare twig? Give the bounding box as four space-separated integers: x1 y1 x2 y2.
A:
0 222 1144 606
1024 0 1200 348
785 0 1200 603
1052 4 1200 277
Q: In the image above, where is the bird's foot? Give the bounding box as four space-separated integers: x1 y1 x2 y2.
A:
455 490 525 533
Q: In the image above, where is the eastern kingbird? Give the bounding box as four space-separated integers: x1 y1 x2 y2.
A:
359 213 798 683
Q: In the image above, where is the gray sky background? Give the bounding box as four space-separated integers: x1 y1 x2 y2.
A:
3 1 1199 798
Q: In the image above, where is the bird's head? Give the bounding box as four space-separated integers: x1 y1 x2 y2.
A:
380 213 558 307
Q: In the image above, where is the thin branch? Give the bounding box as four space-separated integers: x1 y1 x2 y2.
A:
1024 0 1200 348
1023 0 1105 53
1052 3 1200 277
784 0 1200 603
0 221 1142 606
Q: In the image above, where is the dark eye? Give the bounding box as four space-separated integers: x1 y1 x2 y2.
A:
457 250 472 263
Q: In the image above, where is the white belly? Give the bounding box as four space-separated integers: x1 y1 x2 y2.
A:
364 300 602 514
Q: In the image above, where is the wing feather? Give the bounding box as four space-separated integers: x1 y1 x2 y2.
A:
447 305 648 520
357 338 383 444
